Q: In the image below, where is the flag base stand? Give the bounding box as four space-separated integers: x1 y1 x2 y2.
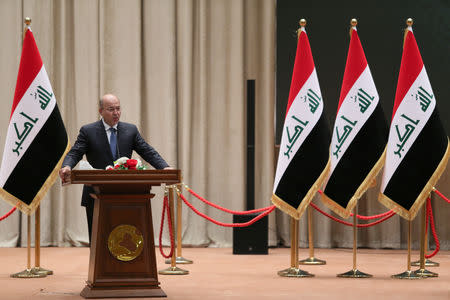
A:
337 205 371 278
411 259 439 267
11 269 46 278
33 207 53 276
337 269 372 278
32 267 53 276
11 215 46 279
158 266 189 275
278 267 314 278
413 268 438 278
391 270 423 279
277 218 314 278
165 256 193 264
299 207 326 266
299 257 326 265
392 220 423 279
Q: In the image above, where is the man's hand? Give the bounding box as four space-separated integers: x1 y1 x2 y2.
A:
59 166 72 185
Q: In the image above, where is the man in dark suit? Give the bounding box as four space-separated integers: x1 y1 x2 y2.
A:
59 94 170 243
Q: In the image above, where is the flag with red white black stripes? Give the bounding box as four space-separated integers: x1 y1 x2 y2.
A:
272 23 331 219
0 27 69 215
378 23 449 220
321 24 388 218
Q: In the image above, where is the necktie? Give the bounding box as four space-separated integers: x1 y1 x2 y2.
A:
109 128 117 160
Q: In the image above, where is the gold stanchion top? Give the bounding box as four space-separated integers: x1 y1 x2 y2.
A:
406 18 413 27
24 17 31 26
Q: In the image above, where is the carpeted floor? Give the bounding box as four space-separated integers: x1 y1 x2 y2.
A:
1 247 449 299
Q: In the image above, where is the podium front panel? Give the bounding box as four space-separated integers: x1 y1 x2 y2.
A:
89 194 159 288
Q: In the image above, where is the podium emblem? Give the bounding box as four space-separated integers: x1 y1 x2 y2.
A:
108 225 144 261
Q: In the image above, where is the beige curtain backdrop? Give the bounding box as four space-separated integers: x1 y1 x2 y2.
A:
0 0 448 251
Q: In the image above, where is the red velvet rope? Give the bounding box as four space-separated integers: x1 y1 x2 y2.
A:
433 188 450 204
179 191 275 227
0 207 16 221
159 194 175 258
425 197 440 259
184 185 273 215
349 209 393 220
309 202 396 227
317 189 393 220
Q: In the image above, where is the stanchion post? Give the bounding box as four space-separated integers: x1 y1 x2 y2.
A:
337 203 372 278
166 183 193 265
299 206 326 265
411 233 439 267
277 216 313 278
411 199 439 267
11 214 46 278
159 186 189 275
413 203 438 277
32 205 53 275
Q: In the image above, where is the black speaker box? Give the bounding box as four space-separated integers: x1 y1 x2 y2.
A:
232 213 268 255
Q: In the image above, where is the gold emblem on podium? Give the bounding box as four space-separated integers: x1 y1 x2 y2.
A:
108 225 144 261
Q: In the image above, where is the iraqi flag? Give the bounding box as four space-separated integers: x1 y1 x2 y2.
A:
378 24 449 220
0 27 69 215
272 24 331 220
321 25 388 218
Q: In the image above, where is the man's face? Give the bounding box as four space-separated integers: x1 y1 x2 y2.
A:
99 95 121 126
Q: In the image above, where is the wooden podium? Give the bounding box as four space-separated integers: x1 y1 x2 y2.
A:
70 169 181 298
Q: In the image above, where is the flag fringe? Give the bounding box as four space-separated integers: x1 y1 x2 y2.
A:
272 157 331 219
0 140 70 215
321 148 387 219
378 138 450 220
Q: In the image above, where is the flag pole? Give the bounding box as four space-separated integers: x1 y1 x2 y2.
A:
165 181 193 265
11 215 45 278
335 18 372 279
299 205 326 265
391 219 422 279
337 201 372 278
413 201 438 277
32 205 53 275
159 185 189 275
10 17 46 279
278 216 313 277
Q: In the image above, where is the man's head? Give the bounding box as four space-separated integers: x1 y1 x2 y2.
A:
99 94 121 126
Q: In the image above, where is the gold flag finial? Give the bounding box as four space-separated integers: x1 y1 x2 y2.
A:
297 19 306 38
349 18 357 37
299 19 306 27
403 18 413 48
23 17 31 40
406 18 413 27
